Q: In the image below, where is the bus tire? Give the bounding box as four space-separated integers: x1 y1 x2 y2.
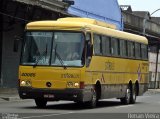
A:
35 99 47 108
130 85 136 104
120 87 131 105
87 89 97 108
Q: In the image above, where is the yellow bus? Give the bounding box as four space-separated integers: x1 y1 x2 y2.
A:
18 17 148 108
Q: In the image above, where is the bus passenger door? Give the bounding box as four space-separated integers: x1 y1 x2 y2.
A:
86 33 93 67
85 32 93 85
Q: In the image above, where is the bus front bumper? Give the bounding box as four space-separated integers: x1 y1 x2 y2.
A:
18 87 92 102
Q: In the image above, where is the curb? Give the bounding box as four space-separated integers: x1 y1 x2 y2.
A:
0 88 18 93
0 96 20 101
144 89 160 95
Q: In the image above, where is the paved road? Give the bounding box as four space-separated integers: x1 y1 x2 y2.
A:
0 92 160 119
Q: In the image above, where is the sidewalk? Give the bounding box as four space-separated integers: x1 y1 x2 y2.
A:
145 88 160 95
0 88 160 102
0 88 20 102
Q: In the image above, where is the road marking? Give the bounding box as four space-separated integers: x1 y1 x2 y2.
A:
21 112 74 119
140 96 151 98
115 105 134 109
0 99 33 103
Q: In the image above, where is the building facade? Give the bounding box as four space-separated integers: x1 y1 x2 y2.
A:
68 0 123 30
0 0 123 88
2 0 160 89
149 52 160 88
0 0 70 88
120 5 160 88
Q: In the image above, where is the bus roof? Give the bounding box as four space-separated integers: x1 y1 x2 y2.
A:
26 17 148 44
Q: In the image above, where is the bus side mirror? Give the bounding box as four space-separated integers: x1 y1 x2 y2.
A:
13 36 21 52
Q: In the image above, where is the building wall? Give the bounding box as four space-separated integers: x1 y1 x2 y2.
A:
0 0 66 88
149 52 160 88
68 0 123 30
2 22 23 88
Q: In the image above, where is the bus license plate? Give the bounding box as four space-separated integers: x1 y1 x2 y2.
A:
44 94 54 98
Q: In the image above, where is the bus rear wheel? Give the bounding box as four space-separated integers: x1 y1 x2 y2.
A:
35 99 47 108
120 88 131 105
130 85 137 104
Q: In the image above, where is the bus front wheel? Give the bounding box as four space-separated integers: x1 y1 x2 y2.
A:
35 99 47 108
87 89 97 108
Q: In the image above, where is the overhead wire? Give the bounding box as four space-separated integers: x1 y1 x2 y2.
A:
0 11 28 22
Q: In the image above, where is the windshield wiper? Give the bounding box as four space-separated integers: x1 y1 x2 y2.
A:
33 44 48 67
54 45 67 69
33 50 47 67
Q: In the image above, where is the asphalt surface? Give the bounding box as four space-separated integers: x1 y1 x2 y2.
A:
0 89 160 119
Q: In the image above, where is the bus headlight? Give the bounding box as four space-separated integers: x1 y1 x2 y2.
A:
67 82 79 88
20 80 31 87
74 82 79 87
21 81 26 86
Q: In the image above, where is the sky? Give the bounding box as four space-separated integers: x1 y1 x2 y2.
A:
117 0 160 17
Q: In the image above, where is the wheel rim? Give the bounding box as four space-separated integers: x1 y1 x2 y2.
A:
126 88 131 103
133 90 136 100
131 87 136 103
92 90 97 106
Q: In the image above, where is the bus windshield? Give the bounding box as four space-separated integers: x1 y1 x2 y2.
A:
21 31 85 67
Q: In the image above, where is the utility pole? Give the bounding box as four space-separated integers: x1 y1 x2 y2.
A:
154 45 159 89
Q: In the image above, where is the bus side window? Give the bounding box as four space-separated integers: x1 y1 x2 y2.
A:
135 42 141 59
120 39 127 57
111 37 119 56
127 41 135 58
102 36 111 56
141 44 148 60
93 34 102 55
